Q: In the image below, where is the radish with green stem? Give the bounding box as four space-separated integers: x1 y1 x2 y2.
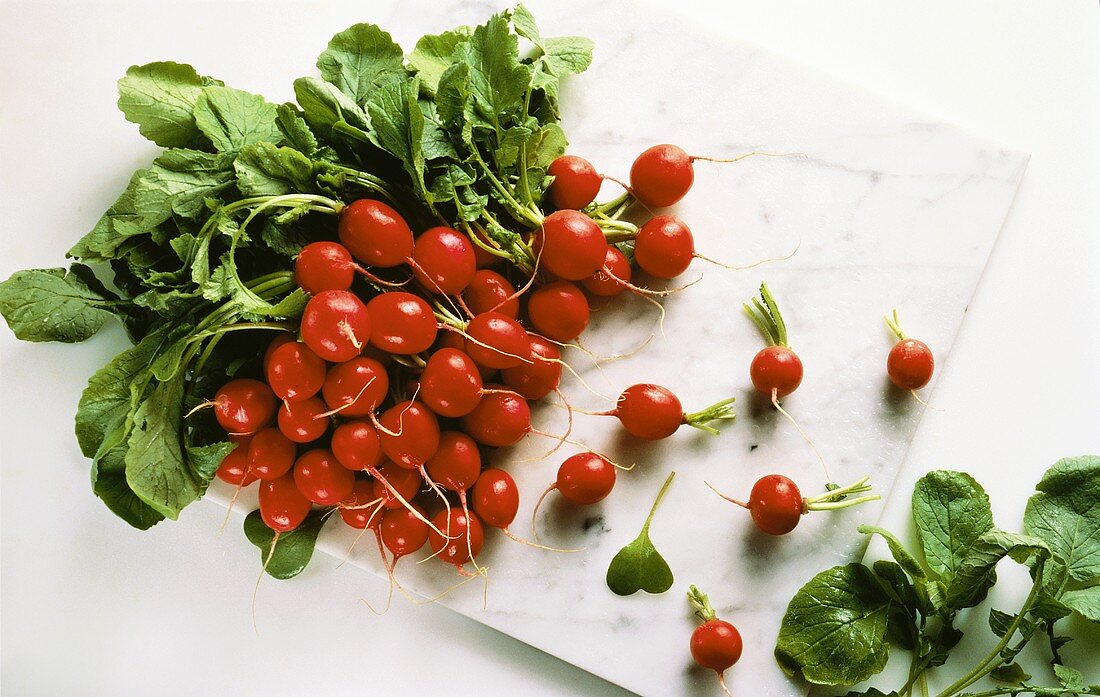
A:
599 383 737 440
884 308 935 391
687 585 742 697
707 474 880 535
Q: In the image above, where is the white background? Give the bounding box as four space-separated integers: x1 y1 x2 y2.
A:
1 1 1098 696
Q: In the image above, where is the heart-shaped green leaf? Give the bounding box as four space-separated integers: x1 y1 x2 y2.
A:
606 471 676 596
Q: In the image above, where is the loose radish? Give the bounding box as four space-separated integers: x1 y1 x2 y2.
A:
547 155 602 210
527 280 590 342
294 241 356 293
427 508 485 573
277 396 330 443
459 388 531 447
215 440 257 486
338 199 414 268
247 427 297 480
501 335 562 400
602 383 736 440
687 585 742 697
300 289 371 362
531 452 617 539
708 475 880 535
331 420 384 472
258 473 312 533
884 309 934 391
744 282 802 399
582 246 631 297
411 226 477 295
630 144 694 208
419 348 484 417
265 341 326 403
213 378 277 435
372 461 423 510
462 269 519 318
378 400 440 468
366 292 438 355
533 210 607 280
462 311 531 370
321 357 389 417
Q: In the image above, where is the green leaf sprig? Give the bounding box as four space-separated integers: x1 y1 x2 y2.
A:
606 471 677 596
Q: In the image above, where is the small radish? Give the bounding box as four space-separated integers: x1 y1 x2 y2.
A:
501 335 562 400
215 440 257 486
320 357 389 417
372 461 423 510
338 479 385 529
687 585 742 697
411 226 477 295
419 348 484 417
744 283 803 399
708 474 880 535
583 246 632 297
630 144 694 208
533 210 607 280
633 215 695 279
213 379 277 435
459 387 531 447
427 508 485 573
265 341 326 403
547 155 602 210
277 396 330 443
425 432 482 495
293 448 355 506
331 420 384 472
601 383 737 440
380 505 430 560
300 289 371 362
338 199 414 268
527 280 590 342
462 269 520 318
884 309 934 391
247 427 297 480
263 333 295 373
294 241 356 293
377 400 440 468
366 292 438 355
258 473 312 533
531 452 617 538
462 311 531 370
470 468 569 552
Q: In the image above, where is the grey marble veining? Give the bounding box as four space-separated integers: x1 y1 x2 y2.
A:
208 1 1027 694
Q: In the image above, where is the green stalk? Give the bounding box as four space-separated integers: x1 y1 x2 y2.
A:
682 397 737 435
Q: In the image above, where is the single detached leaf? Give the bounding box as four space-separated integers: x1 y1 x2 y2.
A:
1060 586 1100 622
408 28 471 94
117 61 208 148
606 472 676 596
1024 455 1100 584
860 524 926 579
775 563 892 685
0 268 114 342
193 86 282 152
244 509 327 579
91 444 165 530
318 23 405 104
946 529 1050 610
912 470 994 583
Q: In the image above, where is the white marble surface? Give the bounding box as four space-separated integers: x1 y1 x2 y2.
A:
5 2 1099 697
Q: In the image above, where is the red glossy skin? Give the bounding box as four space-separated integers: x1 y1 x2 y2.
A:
630 144 694 208
634 215 694 279
265 341 326 402
615 383 684 440
300 289 371 362
460 389 531 447
690 619 743 672
294 241 356 294
215 440 257 486
380 506 429 559
293 448 355 506
464 312 531 370
338 480 385 529
501 335 562 400
750 346 804 399
366 292 438 355
321 357 389 417
412 226 477 295
534 210 607 280
259 474 312 533
583 246 632 297
557 452 616 504
247 427 297 481
547 155 602 210
427 508 485 567
263 334 295 374
378 400 441 468
338 199 413 268
214 379 277 435
462 270 519 318
419 348 484 417
887 339 934 390
277 396 330 443
373 461 423 510
527 280 590 342
748 474 804 535
331 420 384 471
471 468 519 529
424 431 482 493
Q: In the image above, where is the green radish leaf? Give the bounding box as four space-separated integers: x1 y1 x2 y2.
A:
117 61 210 148
1060 586 1100 622
408 28 471 95
606 472 676 596
91 444 165 530
945 529 1050 610
989 662 1032 684
540 36 595 77
988 607 1016 637
317 23 405 105
275 104 321 158
233 142 316 196
912 470 995 585
293 77 371 141
135 149 236 220
774 563 892 685
244 509 327 579
0 268 115 342
1023 455 1100 585
1054 664 1086 691
860 524 926 578
840 690 900 697
366 77 430 203
458 13 531 136
193 86 282 152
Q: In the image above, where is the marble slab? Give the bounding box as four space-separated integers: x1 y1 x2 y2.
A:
205 2 1028 694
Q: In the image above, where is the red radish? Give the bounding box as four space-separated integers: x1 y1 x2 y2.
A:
411 226 477 295
263 333 295 373
630 144 694 208
531 452 618 540
213 379 277 435
378 400 440 468
460 388 531 447
527 281 590 342
533 210 606 280
470 225 503 269
277 396 330 443
265 341 326 402
366 292 438 354
501 335 562 400
338 199 414 268
547 155 602 210
258 473 312 533
708 475 880 536
744 282 803 399
419 348 484 417
331 420 383 471
380 505 430 559
583 246 631 297
602 384 737 440
471 468 564 551
372 461 423 510
247 427 297 480
424 432 482 494
462 312 531 369
321 357 389 417
300 289 371 362
462 270 519 318
884 309 934 390
436 330 498 382
293 448 355 506
427 508 485 571
215 440 257 486
687 585 742 697
633 215 694 279
294 241 356 293
338 479 385 529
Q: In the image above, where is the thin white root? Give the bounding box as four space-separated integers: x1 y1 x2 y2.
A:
771 389 831 483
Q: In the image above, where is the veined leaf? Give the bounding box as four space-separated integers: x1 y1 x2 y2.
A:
1024 455 1100 585
0 268 115 343
408 28 471 95
117 61 210 148
193 86 282 152
244 509 327 579
912 470 994 584
317 23 405 104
